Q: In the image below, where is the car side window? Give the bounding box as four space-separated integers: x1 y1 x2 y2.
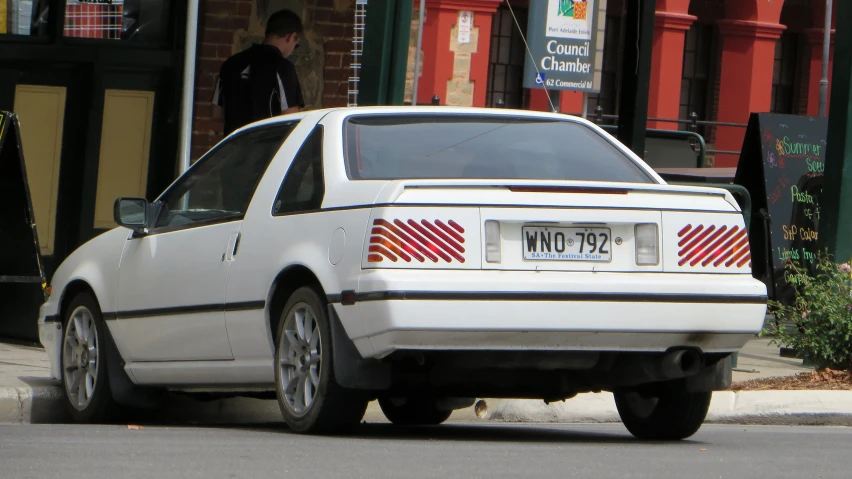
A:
272 126 325 215
154 124 297 230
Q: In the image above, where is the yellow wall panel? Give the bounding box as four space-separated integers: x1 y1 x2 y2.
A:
1 2 7 35
14 85 67 256
94 89 155 229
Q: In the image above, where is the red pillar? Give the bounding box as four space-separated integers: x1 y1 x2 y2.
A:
528 90 551 112
527 90 583 115
469 2 500 107
804 2 836 116
527 90 584 115
560 91 585 115
417 0 501 106
648 0 695 130
418 2 455 105
714 0 785 167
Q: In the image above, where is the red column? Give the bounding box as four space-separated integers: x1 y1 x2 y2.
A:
417 0 502 106
560 91 585 115
528 90 552 112
418 2 455 105
648 6 695 130
469 3 499 107
804 2 836 116
527 90 584 115
714 20 785 167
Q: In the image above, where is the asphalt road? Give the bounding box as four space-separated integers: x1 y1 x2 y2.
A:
1 422 849 478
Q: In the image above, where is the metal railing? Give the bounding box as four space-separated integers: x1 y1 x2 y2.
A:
589 106 748 157
597 124 708 168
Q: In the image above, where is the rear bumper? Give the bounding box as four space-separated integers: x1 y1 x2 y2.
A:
339 270 767 358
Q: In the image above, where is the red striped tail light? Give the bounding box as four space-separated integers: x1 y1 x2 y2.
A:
367 218 466 264
677 224 751 269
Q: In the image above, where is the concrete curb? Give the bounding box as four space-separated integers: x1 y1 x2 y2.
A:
480 391 852 427
0 386 67 424
3 385 852 427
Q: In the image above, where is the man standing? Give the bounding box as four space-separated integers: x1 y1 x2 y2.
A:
213 9 306 136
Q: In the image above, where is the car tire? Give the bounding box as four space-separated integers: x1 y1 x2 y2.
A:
274 286 369 434
614 381 712 441
378 396 453 426
61 292 118 423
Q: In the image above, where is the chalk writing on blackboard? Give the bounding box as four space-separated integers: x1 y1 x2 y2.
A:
734 113 828 304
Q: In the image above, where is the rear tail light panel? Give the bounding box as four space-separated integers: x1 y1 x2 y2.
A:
663 212 752 273
362 207 481 269
478 207 663 272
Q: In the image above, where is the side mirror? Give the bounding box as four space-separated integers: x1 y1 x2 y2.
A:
113 197 149 233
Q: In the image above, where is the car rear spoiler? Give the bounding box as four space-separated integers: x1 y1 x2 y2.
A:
373 179 736 209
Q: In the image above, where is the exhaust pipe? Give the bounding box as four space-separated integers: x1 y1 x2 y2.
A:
660 349 703 379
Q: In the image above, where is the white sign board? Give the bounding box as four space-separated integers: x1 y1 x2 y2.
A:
458 10 473 44
523 0 605 92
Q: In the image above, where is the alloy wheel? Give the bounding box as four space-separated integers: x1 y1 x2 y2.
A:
62 306 100 410
278 302 323 417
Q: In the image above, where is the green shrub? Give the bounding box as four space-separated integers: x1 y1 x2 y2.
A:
763 251 852 370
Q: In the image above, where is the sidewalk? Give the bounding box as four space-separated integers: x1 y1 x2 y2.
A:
0 342 66 423
731 336 813 381
2 337 851 426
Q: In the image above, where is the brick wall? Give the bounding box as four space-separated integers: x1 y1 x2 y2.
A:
190 0 355 162
313 0 356 109
191 0 253 161
404 3 422 104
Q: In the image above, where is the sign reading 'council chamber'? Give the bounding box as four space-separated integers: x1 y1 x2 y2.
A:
523 0 601 92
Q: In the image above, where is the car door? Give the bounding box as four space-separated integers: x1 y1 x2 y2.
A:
110 123 297 362
222 125 327 364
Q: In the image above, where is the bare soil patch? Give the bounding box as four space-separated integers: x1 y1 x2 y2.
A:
732 368 852 391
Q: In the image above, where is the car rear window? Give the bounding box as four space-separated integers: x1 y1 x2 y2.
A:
343 114 655 184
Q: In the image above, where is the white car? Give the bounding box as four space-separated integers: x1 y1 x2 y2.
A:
38 106 766 439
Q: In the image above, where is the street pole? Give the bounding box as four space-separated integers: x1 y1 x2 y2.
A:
411 0 426 105
616 0 656 158
177 0 200 174
819 0 833 118
819 0 852 262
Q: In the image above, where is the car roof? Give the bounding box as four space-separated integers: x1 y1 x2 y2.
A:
223 106 667 186
232 105 596 134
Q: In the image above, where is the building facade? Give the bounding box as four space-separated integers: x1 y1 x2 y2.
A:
405 0 836 167
0 0 836 280
0 0 357 280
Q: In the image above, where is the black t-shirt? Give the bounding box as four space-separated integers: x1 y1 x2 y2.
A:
213 43 305 136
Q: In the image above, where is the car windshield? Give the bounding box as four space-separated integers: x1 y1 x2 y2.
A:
343 114 655 184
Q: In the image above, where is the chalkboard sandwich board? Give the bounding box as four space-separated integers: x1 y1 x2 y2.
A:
0 111 47 341
734 113 827 306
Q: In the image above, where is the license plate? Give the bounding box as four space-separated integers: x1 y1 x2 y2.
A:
522 226 612 262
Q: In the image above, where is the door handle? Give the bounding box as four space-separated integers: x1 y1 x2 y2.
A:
224 232 241 262
232 232 241 257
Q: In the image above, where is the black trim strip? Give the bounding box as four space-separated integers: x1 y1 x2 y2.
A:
107 301 266 320
0 275 45 284
270 202 743 218
130 216 243 239
355 327 754 338
326 294 342 304
331 291 767 305
225 300 267 312
43 315 61 323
